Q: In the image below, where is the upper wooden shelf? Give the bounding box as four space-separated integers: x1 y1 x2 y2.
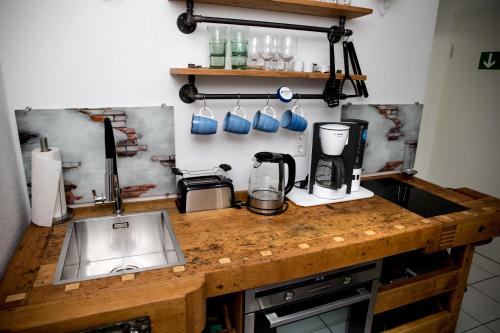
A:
170 68 367 80
169 0 373 19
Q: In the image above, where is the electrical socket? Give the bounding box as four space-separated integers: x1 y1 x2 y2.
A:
292 131 307 157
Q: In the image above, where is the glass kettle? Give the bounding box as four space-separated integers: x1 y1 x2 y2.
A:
247 152 296 215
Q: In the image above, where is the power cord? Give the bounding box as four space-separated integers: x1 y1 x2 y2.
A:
294 175 309 189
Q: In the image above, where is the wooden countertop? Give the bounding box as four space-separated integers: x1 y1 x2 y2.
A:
0 175 499 332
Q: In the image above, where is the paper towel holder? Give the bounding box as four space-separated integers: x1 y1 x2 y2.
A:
39 137 74 225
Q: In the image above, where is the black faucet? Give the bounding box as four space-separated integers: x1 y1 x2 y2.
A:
92 118 124 214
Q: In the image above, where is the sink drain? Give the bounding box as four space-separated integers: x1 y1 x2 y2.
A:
110 264 139 273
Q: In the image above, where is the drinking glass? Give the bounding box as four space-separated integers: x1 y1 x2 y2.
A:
258 35 277 71
248 36 260 64
271 36 282 71
278 36 298 71
208 26 228 69
230 26 249 69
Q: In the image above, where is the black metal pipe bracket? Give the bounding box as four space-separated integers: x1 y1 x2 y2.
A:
176 0 350 35
178 75 324 104
179 75 199 103
175 1 358 106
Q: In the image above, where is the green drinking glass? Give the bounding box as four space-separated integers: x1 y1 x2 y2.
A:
209 42 227 69
231 42 248 69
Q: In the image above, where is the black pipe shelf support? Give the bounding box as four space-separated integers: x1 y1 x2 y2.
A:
178 75 323 104
177 0 351 36
176 0 357 106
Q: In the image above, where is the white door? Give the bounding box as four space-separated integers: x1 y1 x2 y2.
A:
427 7 500 197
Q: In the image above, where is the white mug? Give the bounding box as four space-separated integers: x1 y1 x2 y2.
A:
304 62 314 72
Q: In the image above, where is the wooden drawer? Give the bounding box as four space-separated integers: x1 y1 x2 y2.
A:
381 311 450 333
375 267 460 314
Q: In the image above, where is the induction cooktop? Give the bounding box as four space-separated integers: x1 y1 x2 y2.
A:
361 178 467 218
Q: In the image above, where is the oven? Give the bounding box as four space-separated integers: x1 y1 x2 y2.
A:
244 261 381 333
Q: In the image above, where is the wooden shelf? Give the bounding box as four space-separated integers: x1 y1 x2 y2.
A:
170 0 373 19
374 267 460 315
381 311 451 333
170 68 367 80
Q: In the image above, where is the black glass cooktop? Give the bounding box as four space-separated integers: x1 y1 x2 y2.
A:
361 178 467 218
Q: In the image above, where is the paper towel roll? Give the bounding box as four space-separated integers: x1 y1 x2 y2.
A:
31 147 67 227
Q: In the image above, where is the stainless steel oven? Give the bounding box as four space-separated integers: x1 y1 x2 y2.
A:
244 261 381 333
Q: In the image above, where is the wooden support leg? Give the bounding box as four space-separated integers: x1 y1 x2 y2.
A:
446 244 476 332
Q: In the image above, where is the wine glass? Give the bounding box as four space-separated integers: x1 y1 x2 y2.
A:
278 36 298 71
271 36 281 71
258 35 277 71
248 36 260 64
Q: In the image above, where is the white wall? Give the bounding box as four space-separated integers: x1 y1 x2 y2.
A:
415 0 500 181
418 2 500 197
0 0 438 192
0 64 31 278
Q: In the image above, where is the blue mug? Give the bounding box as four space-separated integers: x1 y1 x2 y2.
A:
253 106 279 133
191 107 217 135
223 106 251 134
281 106 307 132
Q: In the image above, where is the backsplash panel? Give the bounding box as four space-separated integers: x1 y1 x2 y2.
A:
341 104 423 173
15 106 176 204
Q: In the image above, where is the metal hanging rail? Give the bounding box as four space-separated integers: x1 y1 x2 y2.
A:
178 75 323 103
178 14 333 34
177 0 350 35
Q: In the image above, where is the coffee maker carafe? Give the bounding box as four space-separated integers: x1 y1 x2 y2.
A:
248 152 296 215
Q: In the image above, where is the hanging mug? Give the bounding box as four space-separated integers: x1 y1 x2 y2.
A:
191 107 218 135
281 105 308 132
223 106 251 134
253 105 280 133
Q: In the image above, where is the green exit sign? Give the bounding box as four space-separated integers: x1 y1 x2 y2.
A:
478 52 500 70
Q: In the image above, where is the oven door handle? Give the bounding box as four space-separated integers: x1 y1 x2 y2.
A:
265 287 371 328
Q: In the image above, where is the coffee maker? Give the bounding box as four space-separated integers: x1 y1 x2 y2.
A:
308 121 367 199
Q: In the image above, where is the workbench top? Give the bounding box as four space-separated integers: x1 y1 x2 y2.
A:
0 175 499 332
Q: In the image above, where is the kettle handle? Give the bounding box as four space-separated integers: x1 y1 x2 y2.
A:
283 154 296 195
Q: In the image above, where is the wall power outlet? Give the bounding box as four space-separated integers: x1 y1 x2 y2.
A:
292 131 307 157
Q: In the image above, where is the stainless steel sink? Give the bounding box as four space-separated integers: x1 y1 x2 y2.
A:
53 210 185 285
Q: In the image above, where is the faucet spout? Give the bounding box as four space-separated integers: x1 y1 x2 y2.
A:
93 118 124 214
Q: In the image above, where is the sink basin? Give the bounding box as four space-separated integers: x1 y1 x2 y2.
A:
53 210 185 285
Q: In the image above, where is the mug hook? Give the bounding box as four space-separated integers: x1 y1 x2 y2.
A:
294 93 301 107
237 93 240 107
266 92 270 106
203 94 207 109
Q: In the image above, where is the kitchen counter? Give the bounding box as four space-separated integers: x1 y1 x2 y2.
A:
0 175 499 332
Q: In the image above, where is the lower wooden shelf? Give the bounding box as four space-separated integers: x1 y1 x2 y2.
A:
374 267 461 315
382 311 451 333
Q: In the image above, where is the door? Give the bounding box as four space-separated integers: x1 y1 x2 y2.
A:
426 7 500 197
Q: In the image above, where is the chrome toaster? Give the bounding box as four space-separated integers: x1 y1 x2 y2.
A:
172 165 235 213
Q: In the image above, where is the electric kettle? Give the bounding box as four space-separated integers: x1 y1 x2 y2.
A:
247 152 296 215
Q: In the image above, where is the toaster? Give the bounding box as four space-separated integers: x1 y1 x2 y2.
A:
176 175 235 213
